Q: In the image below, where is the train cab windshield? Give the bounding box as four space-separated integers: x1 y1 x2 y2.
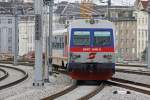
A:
73 31 90 46
72 30 113 47
93 31 112 47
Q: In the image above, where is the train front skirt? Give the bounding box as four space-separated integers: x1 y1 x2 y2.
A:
67 63 115 80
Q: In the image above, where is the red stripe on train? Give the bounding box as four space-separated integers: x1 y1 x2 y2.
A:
70 47 114 52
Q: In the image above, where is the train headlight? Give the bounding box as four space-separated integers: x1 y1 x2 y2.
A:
103 55 112 59
70 52 81 60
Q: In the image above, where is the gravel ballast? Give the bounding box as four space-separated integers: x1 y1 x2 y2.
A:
90 86 150 100
0 63 72 100
1 63 150 100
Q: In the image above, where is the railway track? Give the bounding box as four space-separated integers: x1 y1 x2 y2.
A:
0 60 147 67
116 63 146 67
43 69 150 100
116 68 150 76
2 60 149 75
108 78 150 95
0 65 28 90
0 68 9 81
56 68 150 97
0 60 34 66
1 61 150 97
42 84 77 100
42 82 105 100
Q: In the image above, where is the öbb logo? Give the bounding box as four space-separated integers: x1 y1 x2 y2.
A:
88 53 97 59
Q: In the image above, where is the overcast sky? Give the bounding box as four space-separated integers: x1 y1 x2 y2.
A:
54 0 136 6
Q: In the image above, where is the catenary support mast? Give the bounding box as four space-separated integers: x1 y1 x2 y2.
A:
33 0 44 86
43 0 53 82
14 1 19 65
107 0 111 20
48 0 53 75
147 0 150 68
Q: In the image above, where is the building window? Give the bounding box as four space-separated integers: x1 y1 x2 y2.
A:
142 40 144 48
8 46 12 52
139 40 140 50
133 30 135 35
145 17 148 25
120 48 123 54
8 28 12 34
126 39 128 44
132 39 135 44
142 18 144 24
132 48 135 54
139 31 140 37
8 37 12 43
146 30 148 38
8 19 12 24
121 39 123 43
126 48 128 52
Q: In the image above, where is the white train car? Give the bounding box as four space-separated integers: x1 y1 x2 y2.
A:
52 29 68 67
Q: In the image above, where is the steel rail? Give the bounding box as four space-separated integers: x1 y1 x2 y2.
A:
116 63 146 67
107 78 150 95
0 68 9 81
43 69 106 100
111 78 150 88
42 84 77 100
42 68 76 100
0 65 28 90
116 68 150 76
78 82 105 100
0 61 34 66
42 83 106 100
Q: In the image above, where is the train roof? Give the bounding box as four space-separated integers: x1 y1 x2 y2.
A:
53 29 67 35
69 19 115 29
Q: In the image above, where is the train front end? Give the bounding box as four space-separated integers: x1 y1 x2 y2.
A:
67 19 115 80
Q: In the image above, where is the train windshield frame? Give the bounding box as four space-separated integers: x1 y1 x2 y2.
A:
71 28 114 47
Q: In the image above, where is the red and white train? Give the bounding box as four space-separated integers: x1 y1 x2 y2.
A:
52 19 116 80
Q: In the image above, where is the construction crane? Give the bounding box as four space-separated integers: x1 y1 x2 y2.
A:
80 0 93 19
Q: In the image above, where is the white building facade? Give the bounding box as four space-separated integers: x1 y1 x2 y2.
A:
136 0 149 59
18 13 49 56
19 15 35 56
136 11 148 59
23 0 33 3
0 15 15 54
